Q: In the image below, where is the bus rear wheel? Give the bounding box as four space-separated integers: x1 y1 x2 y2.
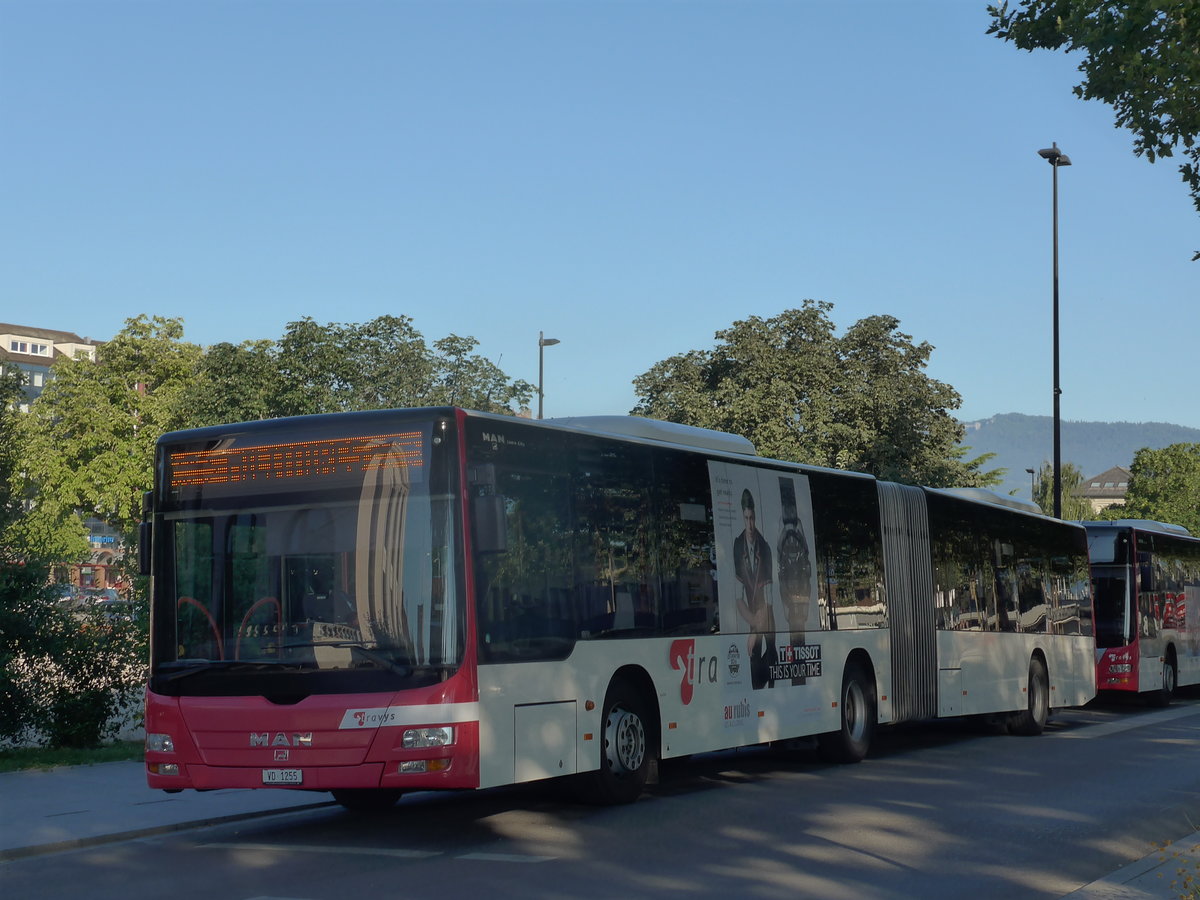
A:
576 676 653 805
331 788 403 812
1147 652 1177 707
818 661 875 763
1009 656 1049 736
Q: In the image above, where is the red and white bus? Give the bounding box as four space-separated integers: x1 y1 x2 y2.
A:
142 408 1095 809
1085 519 1200 704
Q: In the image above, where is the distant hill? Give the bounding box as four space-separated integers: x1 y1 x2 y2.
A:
958 413 1200 500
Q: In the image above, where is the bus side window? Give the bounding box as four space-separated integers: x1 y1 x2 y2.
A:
573 438 656 636
653 450 716 636
473 462 575 661
811 474 884 631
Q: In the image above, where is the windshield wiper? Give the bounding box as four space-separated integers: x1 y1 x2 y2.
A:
160 660 312 682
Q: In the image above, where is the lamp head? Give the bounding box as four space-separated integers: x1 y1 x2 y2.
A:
1038 143 1071 166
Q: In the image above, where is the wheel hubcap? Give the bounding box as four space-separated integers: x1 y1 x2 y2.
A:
845 682 865 742
1033 677 1047 720
605 707 645 774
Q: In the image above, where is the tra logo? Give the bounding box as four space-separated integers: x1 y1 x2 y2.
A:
669 639 719 706
249 732 312 748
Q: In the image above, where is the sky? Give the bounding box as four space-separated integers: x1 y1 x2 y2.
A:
2 0 1197 430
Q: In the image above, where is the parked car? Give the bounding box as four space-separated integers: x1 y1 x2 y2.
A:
89 592 138 624
50 583 85 609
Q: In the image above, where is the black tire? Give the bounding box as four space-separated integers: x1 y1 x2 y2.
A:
817 660 876 763
1147 652 1177 708
331 788 403 812
576 676 653 805
1009 656 1050 736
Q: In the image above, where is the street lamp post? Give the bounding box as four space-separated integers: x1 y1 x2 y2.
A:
537 330 560 419
1026 467 1037 504
1038 142 1071 518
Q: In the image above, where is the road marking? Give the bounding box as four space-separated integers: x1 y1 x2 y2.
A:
1053 703 1200 739
458 852 555 863
202 842 439 859
203 842 556 863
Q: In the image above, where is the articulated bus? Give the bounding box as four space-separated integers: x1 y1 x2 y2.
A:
142 408 1095 810
1085 520 1200 704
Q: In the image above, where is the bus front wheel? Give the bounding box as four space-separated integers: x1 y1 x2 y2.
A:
817 661 875 763
576 676 653 805
1009 656 1049 736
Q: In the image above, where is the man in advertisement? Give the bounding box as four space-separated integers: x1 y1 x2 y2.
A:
734 487 778 689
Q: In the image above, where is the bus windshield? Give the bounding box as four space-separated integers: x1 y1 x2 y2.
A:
149 414 464 694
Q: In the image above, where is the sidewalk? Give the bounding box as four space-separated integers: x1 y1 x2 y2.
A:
2 761 1199 898
0 759 331 861
1064 838 1200 899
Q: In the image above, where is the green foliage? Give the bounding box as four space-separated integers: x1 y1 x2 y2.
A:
178 340 280 428
0 561 147 749
185 315 534 425
1113 443 1200 532
988 1 1200 260
429 333 535 412
632 301 1001 487
0 362 28 545
1031 460 1092 518
16 315 202 542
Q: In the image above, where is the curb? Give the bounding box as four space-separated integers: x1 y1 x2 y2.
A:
0 800 335 862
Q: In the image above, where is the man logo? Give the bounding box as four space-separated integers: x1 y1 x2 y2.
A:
249 732 312 748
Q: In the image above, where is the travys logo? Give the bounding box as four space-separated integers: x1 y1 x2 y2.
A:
349 708 397 728
669 638 719 706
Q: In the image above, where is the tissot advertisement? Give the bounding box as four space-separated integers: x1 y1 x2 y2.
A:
710 462 821 693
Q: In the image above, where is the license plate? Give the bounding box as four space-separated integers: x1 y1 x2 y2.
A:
262 768 303 785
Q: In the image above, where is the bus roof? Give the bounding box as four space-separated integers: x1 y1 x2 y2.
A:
927 487 1044 516
545 415 758 456
1081 519 1193 537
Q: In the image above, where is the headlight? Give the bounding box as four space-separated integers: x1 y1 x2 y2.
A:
146 733 175 753
402 726 454 749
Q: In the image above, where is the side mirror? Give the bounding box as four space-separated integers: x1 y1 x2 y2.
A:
472 495 508 553
468 464 507 553
138 490 153 576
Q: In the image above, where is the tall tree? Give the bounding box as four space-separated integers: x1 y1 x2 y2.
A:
14 315 202 548
0 362 28 545
632 301 1000 487
988 1 1200 259
1031 460 1091 519
346 315 438 411
270 315 530 416
1106 443 1200 532
429 334 534 413
271 317 363 417
178 340 280 428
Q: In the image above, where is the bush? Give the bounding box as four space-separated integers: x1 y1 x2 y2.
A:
0 560 147 749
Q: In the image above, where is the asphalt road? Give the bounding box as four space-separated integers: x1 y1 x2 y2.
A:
3 697 1200 900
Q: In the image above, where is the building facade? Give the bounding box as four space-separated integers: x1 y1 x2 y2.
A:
0 322 99 410
1079 465 1131 513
